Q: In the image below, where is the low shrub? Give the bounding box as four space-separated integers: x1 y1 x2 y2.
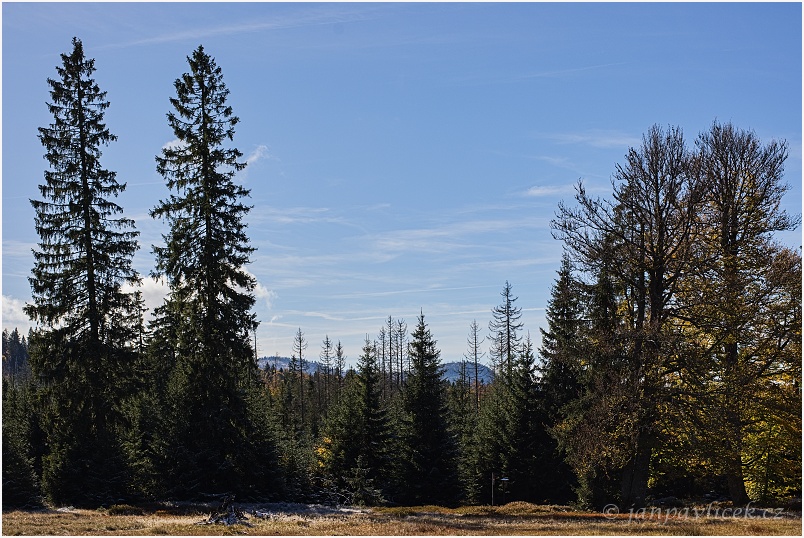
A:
107 504 145 516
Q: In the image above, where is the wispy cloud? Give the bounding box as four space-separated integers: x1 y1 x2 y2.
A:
541 129 641 149
530 155 575 169
328 285 497 301
239 144 276 181
2 240 36 258
364 215 549 261
361 203 392 212
463 256 561 271
518 62 628 80
524 185 574 198
372 227 466 255
249 206 351 227
246 145 271 167
100 5 387 49
455 62 628 87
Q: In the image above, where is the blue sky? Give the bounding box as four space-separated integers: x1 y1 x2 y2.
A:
3 2 801 365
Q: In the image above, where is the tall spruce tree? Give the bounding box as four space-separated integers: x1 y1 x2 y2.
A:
451 320 486 502
292 328 309 430
397 312 460 506
537 255 584 503
499 335 542 502
320 335 334 408
539 254 582 420
488 281 524 377
447 358 478 503
395 318 408 388
472 371 508 504
319 337 391 505
473 335 555 504
149 45 276 498
27 37 141 505
465 319 485 415
353 338 392 490
334 341 346 384
552 248 630 508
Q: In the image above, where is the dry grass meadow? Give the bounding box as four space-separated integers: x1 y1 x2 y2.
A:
2 501 801 536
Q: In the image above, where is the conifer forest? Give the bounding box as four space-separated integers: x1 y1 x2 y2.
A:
3 38 801 511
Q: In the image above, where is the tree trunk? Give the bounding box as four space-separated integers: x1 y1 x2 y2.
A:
620 430 652 508
724 368 750 505
726 462 750 505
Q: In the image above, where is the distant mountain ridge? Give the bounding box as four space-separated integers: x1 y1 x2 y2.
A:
441 361 494 384
258 356 320 374
257 356 494 384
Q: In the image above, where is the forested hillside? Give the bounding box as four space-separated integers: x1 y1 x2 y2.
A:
3 38 800 510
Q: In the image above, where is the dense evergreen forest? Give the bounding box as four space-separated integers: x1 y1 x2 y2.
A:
3 39 801 510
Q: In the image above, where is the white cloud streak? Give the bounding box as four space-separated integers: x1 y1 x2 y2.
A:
328 285 498 301
518 62 628 80
249 206 343 226
246 145 270 167
239 145 277 182
455 62 629 87
543 129 641 149
3 240 37 258
100 5 387 49
524 185 574 197
368 216 549 257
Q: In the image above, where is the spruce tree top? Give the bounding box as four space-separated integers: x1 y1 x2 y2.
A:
156 45 245 193
151 45 255 298
28 36 139 338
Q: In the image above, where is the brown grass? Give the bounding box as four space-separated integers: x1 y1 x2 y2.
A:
2 502 801 536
